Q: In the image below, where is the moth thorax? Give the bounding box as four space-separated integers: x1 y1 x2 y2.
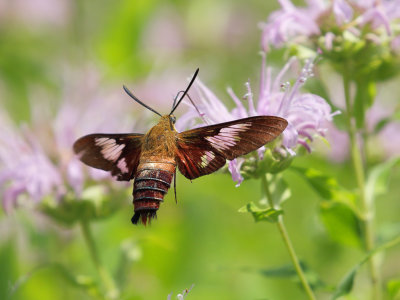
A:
132 158 176 225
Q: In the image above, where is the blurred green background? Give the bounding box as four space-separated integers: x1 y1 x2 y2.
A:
1 0 400 299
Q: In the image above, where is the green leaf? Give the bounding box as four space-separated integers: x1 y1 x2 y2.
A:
41 185 126 226
268 175 291 207
366 157 400 208
373 106 400 134
290 167 357 207
257 147 294 175
331 235 400 299
292 167 336 198
320 202 362 248
374 117 391 134
331 264 358 300
387 279 400 300
238 202 283 223
243 262 326 290
291 167 362 247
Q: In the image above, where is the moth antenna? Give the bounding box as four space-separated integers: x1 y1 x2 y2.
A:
172 90 185 112
184 92 210 125
170 68 199 115
123 85 162 117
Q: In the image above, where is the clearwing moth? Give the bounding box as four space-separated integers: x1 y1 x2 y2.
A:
73 69 288 225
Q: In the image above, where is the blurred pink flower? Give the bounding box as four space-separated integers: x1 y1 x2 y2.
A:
0 114 63 212
261 0 321 51
0 0 70 27
0 66 146 212
324 102 400 161
177 55 337 185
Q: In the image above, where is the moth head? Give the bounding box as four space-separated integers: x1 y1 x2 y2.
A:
169 115 176 124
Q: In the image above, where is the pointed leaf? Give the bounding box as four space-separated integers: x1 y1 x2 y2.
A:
243 262 325 290
387 279 400 300
331 265 358 300
320 202 362 248
332 235 400 299
291 167 357 207
366 157 400 207
269 175 291 206
238 202 283 223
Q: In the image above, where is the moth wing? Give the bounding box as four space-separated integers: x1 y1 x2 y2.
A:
73 133 144 181
176 116 287 180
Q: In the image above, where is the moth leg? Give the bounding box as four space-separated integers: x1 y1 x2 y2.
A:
174 170 177 204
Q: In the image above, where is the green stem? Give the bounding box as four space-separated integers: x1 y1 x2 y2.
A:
261 175 317 300
343 76 381 300
80 220 120 300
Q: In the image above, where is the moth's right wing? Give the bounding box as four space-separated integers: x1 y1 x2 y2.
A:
175 116 287 180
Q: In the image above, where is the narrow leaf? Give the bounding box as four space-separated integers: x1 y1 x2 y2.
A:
331 265 359 300
242 262 326 290
331 235 400 299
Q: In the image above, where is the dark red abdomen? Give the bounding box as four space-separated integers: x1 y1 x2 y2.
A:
132 157 176 225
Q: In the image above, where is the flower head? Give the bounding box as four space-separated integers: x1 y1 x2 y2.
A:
177 55 337 186
0 66 145 213
0 114 63 212
261 0 400 53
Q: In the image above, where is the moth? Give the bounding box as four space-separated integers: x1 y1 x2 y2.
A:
73 69 288 225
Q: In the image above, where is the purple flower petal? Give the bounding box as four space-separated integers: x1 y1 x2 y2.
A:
333 0 354 25
228 159 245 187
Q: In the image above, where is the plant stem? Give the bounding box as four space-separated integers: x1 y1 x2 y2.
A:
80 220 120 300
261 175 317 300
343 76 381 300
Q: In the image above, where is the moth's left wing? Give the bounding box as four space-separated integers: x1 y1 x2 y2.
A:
73 133 144 181
176 116 287 180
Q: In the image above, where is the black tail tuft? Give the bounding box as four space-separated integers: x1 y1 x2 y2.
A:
131 210 157 226
131 212 141 225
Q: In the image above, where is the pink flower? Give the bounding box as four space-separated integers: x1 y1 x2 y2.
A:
177 55 337 186
261 0 321 51
0 113 63 212
0 66 146 212
0 0 70 28
261 0 400 51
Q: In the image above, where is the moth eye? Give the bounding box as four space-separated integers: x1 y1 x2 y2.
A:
170 115 176 124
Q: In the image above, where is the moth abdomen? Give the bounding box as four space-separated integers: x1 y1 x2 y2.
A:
132 159 176 225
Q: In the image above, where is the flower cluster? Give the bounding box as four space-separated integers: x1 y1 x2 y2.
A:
177 55 337 186
261 0 400 52
0 67 143 213
0 113 63 212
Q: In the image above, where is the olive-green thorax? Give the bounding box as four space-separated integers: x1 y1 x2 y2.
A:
141 115 178 158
